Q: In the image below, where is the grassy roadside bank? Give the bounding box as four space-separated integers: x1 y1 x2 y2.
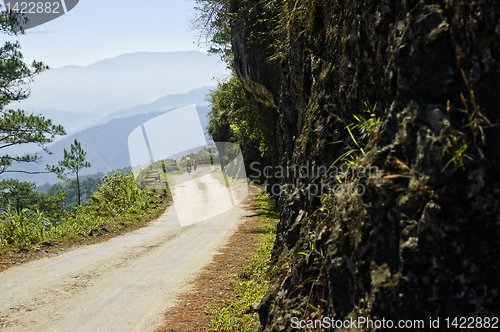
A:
0 172 170 266
204 192 279 332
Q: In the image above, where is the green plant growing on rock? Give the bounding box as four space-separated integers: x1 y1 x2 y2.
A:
352 102 380 140
330 102 380 169
266 0 319 64
310 193 336 227
384 157 444 214
441 133 471 173
442 70 492 173
286 240 329 325
318 103 381 230
458 69 491 144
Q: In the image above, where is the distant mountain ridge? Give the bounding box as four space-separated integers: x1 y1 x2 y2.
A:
96 86 212 126
8 106 211 185
33 87 214 135
4 51 221 184
9 51 227 114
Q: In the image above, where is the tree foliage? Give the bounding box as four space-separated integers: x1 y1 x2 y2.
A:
49 139 91 206
45 177 103 208
0 179 65 218
192 0 279 65
0 8 67 225
1 171 164 248
192 0 232 64
0 6 26 35
208 73 268 156
0 41 48 107
194 3 275 160
0 8 65 174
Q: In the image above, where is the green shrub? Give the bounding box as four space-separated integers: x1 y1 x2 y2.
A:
0 171 165 248
90 172 154 217
0 207 50 246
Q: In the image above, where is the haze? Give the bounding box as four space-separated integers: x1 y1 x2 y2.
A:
0 0 229 182
1 0 209 68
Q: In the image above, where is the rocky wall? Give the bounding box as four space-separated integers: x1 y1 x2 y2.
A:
231 0 500 330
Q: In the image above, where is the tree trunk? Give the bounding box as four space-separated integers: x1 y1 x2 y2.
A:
76 170 80 206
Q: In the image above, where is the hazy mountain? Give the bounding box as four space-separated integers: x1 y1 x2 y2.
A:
33 109 94 134
28 87 213 136
93 86 213 126
7 106 211 185
8 51 227 114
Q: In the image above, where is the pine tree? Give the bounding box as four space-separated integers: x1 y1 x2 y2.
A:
51 139 91 206
0 7 65 174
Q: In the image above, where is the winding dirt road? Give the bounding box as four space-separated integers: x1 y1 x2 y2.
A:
0 167 249 331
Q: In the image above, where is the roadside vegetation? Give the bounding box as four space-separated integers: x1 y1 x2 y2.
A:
191 3 280 330
193 1 273 166
36 172 109 208
0 171 167 248
205 192 279 332
0 13 169 251
207 74 269 157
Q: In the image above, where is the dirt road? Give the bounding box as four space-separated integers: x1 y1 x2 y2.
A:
0 167 249 331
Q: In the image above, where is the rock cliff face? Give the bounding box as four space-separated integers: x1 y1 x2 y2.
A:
230 0 500 330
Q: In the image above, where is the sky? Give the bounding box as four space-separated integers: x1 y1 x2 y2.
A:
0 0 208 68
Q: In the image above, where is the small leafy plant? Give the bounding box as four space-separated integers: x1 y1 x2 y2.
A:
352 102 380 140
441 133 471 173
457 69 491 144
442 69 492 173
330 102 380 169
